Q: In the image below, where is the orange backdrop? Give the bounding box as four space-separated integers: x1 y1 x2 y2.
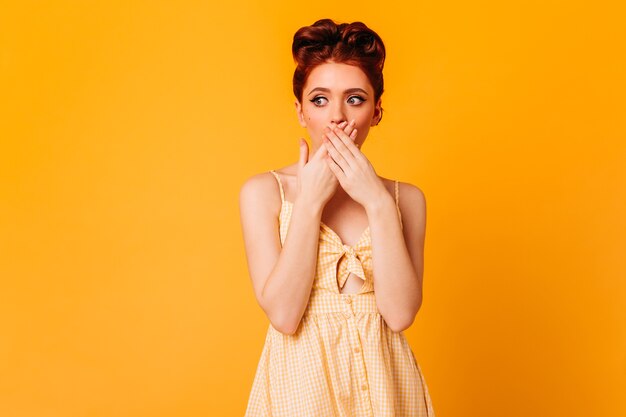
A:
1 1 625 416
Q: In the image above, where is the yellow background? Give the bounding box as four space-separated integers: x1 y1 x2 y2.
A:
1 1 625 416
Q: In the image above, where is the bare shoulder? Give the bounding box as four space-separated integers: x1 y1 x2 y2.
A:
238 171 282 215
379 176 426 207
396 180 426 211
388 178 427 241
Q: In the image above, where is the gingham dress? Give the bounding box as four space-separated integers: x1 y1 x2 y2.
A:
244 170 435 417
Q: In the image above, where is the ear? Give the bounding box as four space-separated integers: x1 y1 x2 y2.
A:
295 100 307 128
370 98 382 126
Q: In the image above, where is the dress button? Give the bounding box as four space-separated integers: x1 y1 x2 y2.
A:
361 383 368 391
344 297 352 304
354 347 360 353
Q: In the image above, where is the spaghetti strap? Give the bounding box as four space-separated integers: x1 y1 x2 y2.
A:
269 170 285 203
395 180 399 207
395 180 403 228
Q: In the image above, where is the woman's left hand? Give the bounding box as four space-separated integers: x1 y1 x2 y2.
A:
322 120 387 210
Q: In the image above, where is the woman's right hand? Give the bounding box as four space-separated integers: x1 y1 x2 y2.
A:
296 121 357 209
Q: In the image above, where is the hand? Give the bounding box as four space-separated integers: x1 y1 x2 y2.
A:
322 120 386 209
295 134 338 209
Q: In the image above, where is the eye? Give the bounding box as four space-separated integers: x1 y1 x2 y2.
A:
348 95 366 105
310 96 328 107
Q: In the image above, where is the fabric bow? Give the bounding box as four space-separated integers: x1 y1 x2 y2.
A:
336 243 366 289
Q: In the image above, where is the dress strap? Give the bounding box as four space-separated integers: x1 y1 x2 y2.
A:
395 180 403 227
269 170 285 203
395 180 399 207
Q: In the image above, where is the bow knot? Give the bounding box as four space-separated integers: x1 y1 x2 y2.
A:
337 244 366 289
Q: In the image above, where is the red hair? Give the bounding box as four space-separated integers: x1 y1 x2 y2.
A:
292 19 386 123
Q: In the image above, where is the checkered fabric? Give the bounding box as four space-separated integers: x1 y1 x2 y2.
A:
244 170 435 417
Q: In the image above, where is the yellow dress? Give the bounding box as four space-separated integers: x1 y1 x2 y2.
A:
244 170 435 417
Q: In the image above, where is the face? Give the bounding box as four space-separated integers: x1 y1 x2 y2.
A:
295 61 382 154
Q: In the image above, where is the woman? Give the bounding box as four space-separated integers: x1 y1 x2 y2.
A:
239 18 435 417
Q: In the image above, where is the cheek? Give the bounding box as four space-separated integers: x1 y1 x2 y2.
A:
354 119 368 131
304 114 325 130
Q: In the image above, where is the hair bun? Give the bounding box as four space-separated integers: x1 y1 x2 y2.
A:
342 24 380 58
292 19 340 64
292 19 384 68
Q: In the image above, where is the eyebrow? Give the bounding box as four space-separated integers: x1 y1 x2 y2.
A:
307 87 369 96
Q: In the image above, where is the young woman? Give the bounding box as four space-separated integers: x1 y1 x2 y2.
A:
240 18 435 417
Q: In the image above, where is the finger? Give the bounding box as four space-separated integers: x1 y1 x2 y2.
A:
325 127 357 170
298 138 308 170
342 119 356 138
336 123 362 152
348 129 357 143
323 133 351 172
329 124 361 158
333 119 356 141
330 121 350 135
313 137 332 161
308 135 328 161
351 129 359 147
347 124 359 147
325 151 347 182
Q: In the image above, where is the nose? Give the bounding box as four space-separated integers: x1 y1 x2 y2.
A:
329 101 347 126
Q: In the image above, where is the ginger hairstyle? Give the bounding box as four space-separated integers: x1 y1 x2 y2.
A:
292 18 386 124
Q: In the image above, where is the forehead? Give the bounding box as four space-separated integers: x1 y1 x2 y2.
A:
305 62 371 91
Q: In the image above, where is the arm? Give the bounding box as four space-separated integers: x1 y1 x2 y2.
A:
366 183 426 332
239 174 323 335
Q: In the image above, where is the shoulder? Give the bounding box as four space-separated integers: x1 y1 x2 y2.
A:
379 177 426 206
390 178 426 230
396 180 426 208
389 180 427 251
238 171 282 213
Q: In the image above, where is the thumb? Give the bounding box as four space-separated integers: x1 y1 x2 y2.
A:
298 138 308 171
